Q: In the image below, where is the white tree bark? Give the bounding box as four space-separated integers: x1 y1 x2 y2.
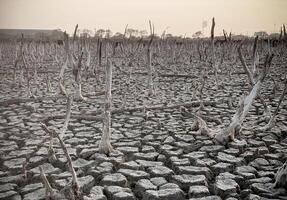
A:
214 81 261 144
147 47 154 96
210 17 218 87
73 52 86 101
99 59 113 155
147 20 155 96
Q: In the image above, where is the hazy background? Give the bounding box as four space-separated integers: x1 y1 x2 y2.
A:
0 0 286 37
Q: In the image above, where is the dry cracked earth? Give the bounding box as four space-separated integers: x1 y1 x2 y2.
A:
0 45 287 200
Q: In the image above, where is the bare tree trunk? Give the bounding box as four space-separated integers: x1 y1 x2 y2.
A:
211 17 218 87
214 81 262 145
147 20 155 96
59 32 69 96
99 59 113 155
238 46 273 119
13 34 24 86
22 52 33 97
95 39 102 84
259 75 287 131
252 36 259 75
40 96 79 199
39 166 59 199
198 70 207 110
147 47 154 96
46 72 52 92
73 52 86 101
59 58 68 96
213 54 274 145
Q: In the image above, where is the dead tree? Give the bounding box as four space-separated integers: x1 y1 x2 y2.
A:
59 96 73 139
191 81 199 99
94 38 102 84
56 128 81 199
191 54 273 145
13 34 24 86
258 75 287 131
223 30 229 43
40 96 81 199
59 32 70 96
215 54 273 144
39 166 64 200
283 24 287 44
197 41 202 61
40 96 72 163
40 125 81 199
197 69 208 111
84 42 91 80
73 51 86 101
22 51 33 97
213 83 260 144
99 59 113 155
147 20 155 96
251 36 259 75
238 45 274 119
45 72 52 92
210 17 218 87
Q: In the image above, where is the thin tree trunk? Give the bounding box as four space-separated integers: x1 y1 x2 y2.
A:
99 59 113 155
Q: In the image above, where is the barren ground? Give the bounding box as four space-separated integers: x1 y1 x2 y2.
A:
0 39 287 200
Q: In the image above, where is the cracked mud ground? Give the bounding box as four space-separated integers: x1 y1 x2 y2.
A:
0 43 287 200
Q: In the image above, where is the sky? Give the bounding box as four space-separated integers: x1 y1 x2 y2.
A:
0 0 286 37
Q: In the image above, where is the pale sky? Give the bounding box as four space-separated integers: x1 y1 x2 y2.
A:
0 0 286 37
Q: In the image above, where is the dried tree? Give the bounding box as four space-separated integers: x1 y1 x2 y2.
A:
73 51 86 101
45 72 52 92
99 59 114 155
95 38 102 84
238 45 274 119
190 53 273 145
22 51 33 97
215 53 274 144
39 166 63 200
210 17 218 87
59 32 70 96
197 69 208 111
213 82 261 144
259 75 287 131
147 20 155 96
251 36 259 75
40 96 81 199
13 34 24 86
